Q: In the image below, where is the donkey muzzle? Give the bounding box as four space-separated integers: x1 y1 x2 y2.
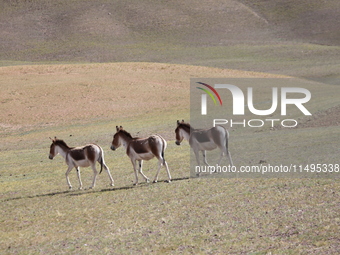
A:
48 154 53 160
110 145 116 151
175 141 181 146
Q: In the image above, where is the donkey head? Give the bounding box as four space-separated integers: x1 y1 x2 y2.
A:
175 120 186 145
111 126 124 151
48 137 57 159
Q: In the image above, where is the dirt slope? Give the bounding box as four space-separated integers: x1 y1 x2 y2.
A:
0 0 339 63
0 62 283 132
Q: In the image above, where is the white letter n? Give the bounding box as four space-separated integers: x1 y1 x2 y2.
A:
214 84 245 115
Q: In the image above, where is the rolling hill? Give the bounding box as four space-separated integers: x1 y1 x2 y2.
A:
1 0 339 80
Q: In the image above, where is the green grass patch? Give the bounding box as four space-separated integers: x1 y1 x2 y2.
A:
1 63 339 254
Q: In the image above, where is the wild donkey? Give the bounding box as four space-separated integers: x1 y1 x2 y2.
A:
110 126 171 185
175 120 233 167
49 137 114 189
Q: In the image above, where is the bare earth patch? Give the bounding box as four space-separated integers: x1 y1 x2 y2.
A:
0 62 283 133
297 105 340 128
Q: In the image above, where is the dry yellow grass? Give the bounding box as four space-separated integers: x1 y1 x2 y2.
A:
0 62 284 130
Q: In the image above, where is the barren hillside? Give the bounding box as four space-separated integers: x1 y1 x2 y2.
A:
0 0 339 79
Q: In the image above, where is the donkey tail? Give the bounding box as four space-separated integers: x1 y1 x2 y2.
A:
225 129 229 154
98 146 104 174
160 136 167 165
161 151 166 165
99 156 104 174
155 134 167 165
225 129 233 166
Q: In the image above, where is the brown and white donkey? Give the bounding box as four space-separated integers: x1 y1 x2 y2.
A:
111 126 171 185
49 137 114 190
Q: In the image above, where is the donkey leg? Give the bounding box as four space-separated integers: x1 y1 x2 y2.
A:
202 150 210 166
75 167 83 190
99 154 114 186
194 150 201 176
89 165 98 189
227 150 234 166
153 159 163 183
131 160 139 185
102 162 114 186
217 150 224 166
65 166 74 190
194 150 200 166
163 160 172 183
218 146 234 167
138 160 150 183
218 149 233 166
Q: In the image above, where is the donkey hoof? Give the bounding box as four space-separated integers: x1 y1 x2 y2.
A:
133 183 138 186
153 180 158 183
165 180 171 183
146 179 150 183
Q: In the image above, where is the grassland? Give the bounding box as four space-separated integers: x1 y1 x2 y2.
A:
0 0 339 253
1 63 339 254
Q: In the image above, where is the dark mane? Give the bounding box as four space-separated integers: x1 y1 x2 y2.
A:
54 139 71 149
180 122 191 129
177 122 192 132
119 129 134 139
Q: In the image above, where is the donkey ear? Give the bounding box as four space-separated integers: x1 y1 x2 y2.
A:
177 120 180 126
116 126 120 131
119 125 123 130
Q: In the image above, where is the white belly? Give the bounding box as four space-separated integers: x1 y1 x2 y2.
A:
133 152 155 161
74 159 91 168
197 141 217 151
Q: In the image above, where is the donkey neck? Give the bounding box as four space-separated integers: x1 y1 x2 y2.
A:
180 125 192 141
55 143 71 159
119 132 135 149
